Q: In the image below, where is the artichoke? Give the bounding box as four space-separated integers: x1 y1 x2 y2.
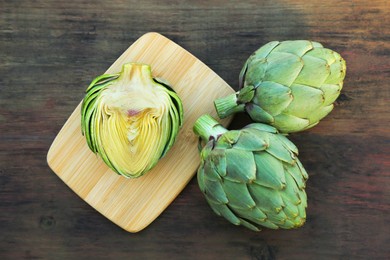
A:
81 63 183 178
193 114 308 231
214 40 346 133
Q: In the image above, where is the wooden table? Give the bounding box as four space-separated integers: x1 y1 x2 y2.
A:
1 0 389 259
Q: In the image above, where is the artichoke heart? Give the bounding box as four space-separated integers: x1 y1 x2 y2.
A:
81 63 183 178
193 115 308 231
214 40 346 133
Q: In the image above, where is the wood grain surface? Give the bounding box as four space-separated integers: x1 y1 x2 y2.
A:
47 32 234 233
1 0 389 259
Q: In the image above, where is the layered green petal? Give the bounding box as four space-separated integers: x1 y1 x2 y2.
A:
284 84 324 118
294 55 330 87
245 103 274 124
253 152 286 190
254 81 293 116
215 40 346 133
225 149 256 183
222 179 256 209
272 40 314 57
233 129 268 151
194 115 308 231
273 113 310 133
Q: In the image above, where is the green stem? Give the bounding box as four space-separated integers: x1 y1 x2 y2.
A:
118 63 155 89
193 115 228 142
214 92 245 118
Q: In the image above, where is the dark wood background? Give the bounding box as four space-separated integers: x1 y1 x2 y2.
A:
1 0 389 259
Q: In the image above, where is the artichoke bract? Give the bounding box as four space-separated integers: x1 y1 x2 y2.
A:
81 63 183 178
214 40 346 133
193 115 308 231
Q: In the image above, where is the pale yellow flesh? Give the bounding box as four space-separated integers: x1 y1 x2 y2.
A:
96 64 172 177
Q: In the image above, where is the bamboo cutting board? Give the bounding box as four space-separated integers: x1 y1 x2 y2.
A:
47 32 235 232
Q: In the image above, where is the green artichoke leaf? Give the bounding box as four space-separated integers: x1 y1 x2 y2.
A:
263 52 303 87
239 61 249 89
251 41 280 60
306 104 334 126
234 129 268 151
326 56 346 84
254 81 293 116
237 218 261 231
209 148 227 177
298 188 308 209
272 40 315 57
258 219 279 229
294 55 330 87
249 184 285 214
222 179 256 209
280 195 299 219
244 123 278 134
244 58 268 87
266 134 297 165
320 83 342 106
216 130 241 149
235 206 267 223
204 178 229 204
240 41 280 87
200 140 214 160
237 85 255 103
275 134 298 155
283 84 324 118
245 103 274 124
280 170 303 206
296 159 309 180
279 219 297 229
267 210 290 226
305 47 337 64
253 152 286 189
284 164 306 189
81 63 183 178
203 158 222 181
273 113 310 133
225 149 256 183
207 200 241 225
203 159 228 204
197 165 206 193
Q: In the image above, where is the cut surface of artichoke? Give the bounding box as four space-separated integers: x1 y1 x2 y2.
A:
81 63 183 178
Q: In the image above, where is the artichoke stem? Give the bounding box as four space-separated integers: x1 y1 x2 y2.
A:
193 114 228 142
214 92 245 118
118 63 155 89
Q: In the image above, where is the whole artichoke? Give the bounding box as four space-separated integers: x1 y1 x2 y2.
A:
214 40 346 133
81 63 183 178
193 115 308 231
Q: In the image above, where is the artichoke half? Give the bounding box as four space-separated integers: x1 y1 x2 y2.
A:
215 40 346 133
193 115 308 231
81 63 183 178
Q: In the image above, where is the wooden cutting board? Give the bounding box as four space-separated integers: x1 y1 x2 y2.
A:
47 32 235 232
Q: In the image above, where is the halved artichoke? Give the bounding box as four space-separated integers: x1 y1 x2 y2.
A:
81 63 183 178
